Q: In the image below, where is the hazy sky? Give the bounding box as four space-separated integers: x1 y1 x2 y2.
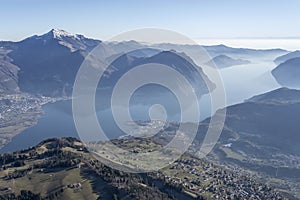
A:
1 0 300 42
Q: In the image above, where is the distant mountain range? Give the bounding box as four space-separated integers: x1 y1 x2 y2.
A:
152 43 287 59
0 29 214 97
205 54 251 68
0 29 289 96
0 29 299 199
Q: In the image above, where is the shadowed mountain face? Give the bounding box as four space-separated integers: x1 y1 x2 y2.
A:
205 54 250 68
93 50 215 124
0 52 19 94
136 51 214 94
220 100 300 155
100 50 212 87
193 88 300 188
98 50 215 97
272 57 300 88
274 50 300 64
208 88 300 155
194 87 300 181
1 29 215 97
7 29 101 96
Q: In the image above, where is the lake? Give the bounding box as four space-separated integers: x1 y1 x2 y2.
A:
0 100 79 153
0 55 280 153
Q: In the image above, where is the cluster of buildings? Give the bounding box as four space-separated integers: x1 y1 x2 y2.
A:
0 94 53 121
161 158 286 199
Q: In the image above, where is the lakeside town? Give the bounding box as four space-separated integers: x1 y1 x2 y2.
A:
0 93 67 149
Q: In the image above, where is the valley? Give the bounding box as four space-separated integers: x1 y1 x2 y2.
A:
2 1 300 200
0 29 299 199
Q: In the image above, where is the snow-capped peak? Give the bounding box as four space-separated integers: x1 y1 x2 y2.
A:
28 29 101 52
50 28 77 39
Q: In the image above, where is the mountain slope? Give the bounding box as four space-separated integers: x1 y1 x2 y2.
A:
203 87 300 156
203 44 287 57
272 57 300 88
0 51 19 94
2 29 216 97
0 137 289 200
0 29 290 96
247 87 300 103
274 50 300 64
195 88 300 197
151 43 288 59
94 50 215 89
205 55 250 68
6 29 101 96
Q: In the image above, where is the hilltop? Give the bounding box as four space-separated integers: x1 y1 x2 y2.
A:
0 137 291 200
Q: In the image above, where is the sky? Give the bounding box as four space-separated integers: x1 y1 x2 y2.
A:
1 0 300 47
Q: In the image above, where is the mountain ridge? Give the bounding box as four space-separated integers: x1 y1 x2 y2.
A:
205 54 251 68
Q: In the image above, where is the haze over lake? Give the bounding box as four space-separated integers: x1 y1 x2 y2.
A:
0 44 284 152
196 39 300 51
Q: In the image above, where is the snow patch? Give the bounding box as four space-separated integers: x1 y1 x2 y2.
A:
223 143 232 148
51 29 79 40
